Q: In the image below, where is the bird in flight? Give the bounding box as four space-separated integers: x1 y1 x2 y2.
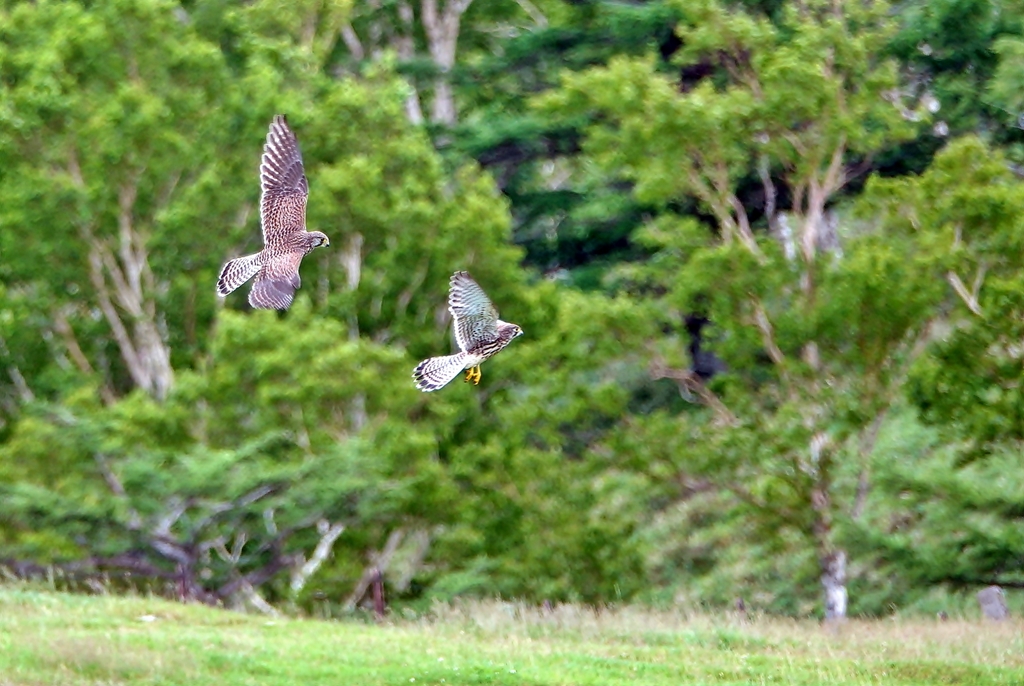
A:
217 115 330 309
413 271 523 392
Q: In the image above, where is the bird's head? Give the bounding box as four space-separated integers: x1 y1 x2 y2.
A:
309 231 330 249
498 321 524 340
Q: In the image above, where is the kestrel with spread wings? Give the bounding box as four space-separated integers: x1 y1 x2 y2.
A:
217 115 330 309
413 271 523 392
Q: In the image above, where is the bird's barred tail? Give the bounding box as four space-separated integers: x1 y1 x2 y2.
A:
217 253 262 297
413 353 467 392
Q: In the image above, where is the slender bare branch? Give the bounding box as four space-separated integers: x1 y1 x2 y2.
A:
94 453 143 530
649 360 739 427
758 155 778 233
52 310 116 404
822 134 848 196
947 271 983 316
729 194 761 257
291 520 346 596
237 579 281 616
752 299 786 367
0 333 34 403
851 409 887 520
339 23 365 59
515 0 547 26
87 247 146 386
216 552 295 601
344 528 405 610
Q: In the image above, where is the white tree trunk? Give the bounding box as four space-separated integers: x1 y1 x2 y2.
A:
396 1 426 125
421 0 474 125
69 159 174 401
821 549 847 621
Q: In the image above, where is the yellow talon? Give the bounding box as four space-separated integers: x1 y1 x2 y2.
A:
463 366 482 385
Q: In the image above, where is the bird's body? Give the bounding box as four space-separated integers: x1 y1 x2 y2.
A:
217 115 329 310
413 271 523 392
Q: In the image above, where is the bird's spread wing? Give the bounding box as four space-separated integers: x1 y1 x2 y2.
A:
448 271 499 352
260 115 308 246
249 250 305 310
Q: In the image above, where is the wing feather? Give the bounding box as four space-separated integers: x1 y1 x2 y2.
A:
249 251 305 310
260 115 308 246
448 271 499 352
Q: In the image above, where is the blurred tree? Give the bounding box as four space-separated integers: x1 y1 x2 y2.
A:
0 0 250 401
448 0 684 280
0 308 450 608
850 410 1024 606
0 0 536 607
888 0 1024 140
3 0 1024 616
846 138 1024 593
541 0 950 618
424 284 658 602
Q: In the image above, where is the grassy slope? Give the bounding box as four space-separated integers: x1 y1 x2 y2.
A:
1 588 1023 686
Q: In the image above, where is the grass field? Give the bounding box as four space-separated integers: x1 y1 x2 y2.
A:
1 587 1022 685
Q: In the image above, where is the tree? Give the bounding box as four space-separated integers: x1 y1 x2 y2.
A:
0 0 534 607
448 0 684 279
847 138 1024 594
542 0 944 618
0 307 450 609
888 0 1024 141
0 0 249 401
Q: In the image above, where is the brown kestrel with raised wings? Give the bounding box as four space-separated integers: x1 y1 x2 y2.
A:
217 115 330 309
413 271 523 392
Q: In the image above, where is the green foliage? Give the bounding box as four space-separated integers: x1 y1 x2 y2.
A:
2 0 1024 619
446 1 687 278
863 137 1024 455
989 36 1024 120
534 0 959 616
889 0 1024 137
849 409 1024 598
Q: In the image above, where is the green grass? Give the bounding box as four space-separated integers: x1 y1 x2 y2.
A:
1 587 1023 685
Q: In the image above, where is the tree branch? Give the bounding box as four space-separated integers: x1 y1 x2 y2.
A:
215 547 295 601
340 22 365 60
649 360 739 427
850 409 887 520
0 333 34 403
290 520 346 597
51 309 116 404
514 0 547 26
947 270 983 316
751 299 786 368
94 453 143 530
344 528 405 610
758 155 778 234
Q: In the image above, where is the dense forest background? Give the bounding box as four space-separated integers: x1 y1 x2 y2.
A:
1 0 1024 619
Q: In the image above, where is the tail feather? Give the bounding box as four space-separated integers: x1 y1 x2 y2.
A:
217 253 262 297
413 353 467 392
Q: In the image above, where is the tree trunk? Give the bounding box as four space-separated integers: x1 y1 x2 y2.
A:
69 156 174 400
820 548 847 622
809 434 847 621
395 1 425 125
421 0 474 125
